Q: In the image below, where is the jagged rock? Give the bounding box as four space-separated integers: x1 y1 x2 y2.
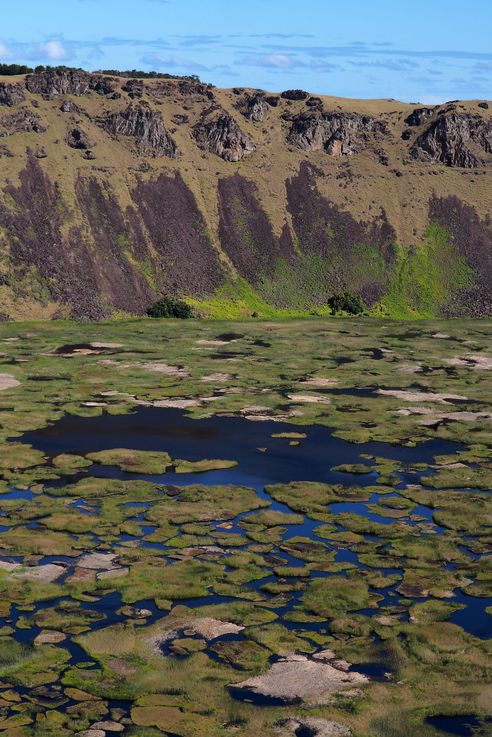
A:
171 113 189 124
66 127 91 149
410 112 492 167
306 96 323 109
91 76 117 95
281 89 309 101
177 79 215 99
229 653 368 704
287 111 387 155
59 99 80 113
265 95 280 107
101 103 179 158
193 113 255 161
280 717 352 737
25 68 116 98
478 101 489 109
35 147 47 159
241 93 269 122
123 79 144 99
83 150 96 160
404 106 435 126
1 109 45 135
0 82 25 107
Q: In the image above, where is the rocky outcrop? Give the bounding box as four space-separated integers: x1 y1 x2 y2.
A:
282 89 309 101
101 104 179 158
123 79 144 99
229 653 368 705
193 113 255 161
59 99 81 113
287 112 387 155
241 93 269 122
25 68 116 98
0 82 25 107
177 79 215 99
410 112 492 167
66 127 91 150
1 109 45 134
404 107 435 126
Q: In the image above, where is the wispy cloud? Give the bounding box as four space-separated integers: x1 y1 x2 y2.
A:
0 40 13 60
140 52 210 72
239 52 305 69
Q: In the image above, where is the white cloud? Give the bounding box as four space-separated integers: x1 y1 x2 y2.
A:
0 40 13 60
39 40 71 61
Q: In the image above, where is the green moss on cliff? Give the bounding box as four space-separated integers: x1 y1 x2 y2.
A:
377 223 474 318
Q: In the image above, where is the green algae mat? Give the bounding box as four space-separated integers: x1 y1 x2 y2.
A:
0 318 490 737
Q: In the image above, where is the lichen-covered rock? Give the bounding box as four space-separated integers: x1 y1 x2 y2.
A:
410 112 492 167
287 111 387 155
404 106 435 126
0 81 25 107
25 68 116 97
66 127 91 150
241 93 269 122
193 113 255 161
59 99 81 113
101 103 179 158
1 109 45 134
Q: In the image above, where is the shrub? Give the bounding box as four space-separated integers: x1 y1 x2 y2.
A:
146 296 193 319
328 292 365 315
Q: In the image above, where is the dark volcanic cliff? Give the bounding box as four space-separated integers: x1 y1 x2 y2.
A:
0 67 491 319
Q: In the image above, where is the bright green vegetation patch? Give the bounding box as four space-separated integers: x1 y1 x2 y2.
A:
87 448 172 474
379 222 474 318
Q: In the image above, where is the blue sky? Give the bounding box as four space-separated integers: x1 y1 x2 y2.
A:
1 0 491 102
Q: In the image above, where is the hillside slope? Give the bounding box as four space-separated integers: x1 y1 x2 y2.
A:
0 68 491 320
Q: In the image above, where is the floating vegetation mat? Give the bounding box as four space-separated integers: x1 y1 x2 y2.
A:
0 317 490 736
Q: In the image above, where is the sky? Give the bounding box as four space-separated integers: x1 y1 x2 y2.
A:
1 0 491 102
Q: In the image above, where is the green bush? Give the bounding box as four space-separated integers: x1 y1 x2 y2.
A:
328 291 365 315
146 296 193 319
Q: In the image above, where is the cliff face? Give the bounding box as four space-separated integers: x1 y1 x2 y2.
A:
0 67 491 320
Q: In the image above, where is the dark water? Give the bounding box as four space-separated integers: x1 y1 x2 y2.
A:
21 406 462 487
8 407 491 726
426 715 492 736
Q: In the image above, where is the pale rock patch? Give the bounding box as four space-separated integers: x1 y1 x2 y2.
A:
280 717 352 737
12 563 66 583
378 389 467 404
229 653 368 704
299 377 339 388
0 373 20 391
34 630 66 645
77 552 118 570
287 393 331 405
151 617 244 654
